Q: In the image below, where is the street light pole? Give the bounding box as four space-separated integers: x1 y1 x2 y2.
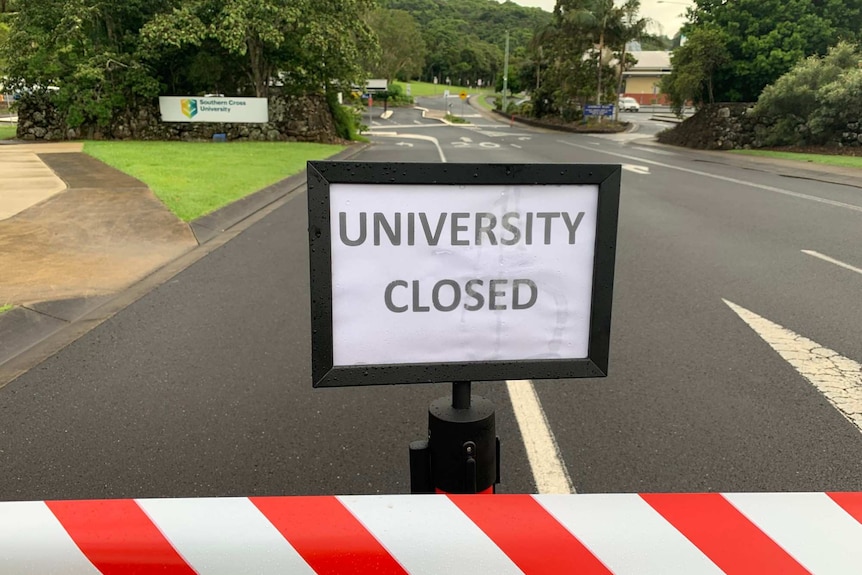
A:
502 31 510 113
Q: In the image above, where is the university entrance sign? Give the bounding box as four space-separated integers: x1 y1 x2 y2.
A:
158 96 268 123
307 163 620 387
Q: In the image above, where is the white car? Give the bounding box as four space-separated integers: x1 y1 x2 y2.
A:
617 97 640 112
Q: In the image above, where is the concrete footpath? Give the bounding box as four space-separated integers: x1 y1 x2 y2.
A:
0 140 365 383
0 145 197 306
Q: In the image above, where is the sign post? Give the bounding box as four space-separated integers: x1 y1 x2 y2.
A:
307 162 621 492
583 104 615 120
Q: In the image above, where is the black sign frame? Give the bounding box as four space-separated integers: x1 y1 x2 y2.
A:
307 162 621 388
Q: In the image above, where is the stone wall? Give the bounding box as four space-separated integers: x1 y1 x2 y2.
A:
656 103 760 150
657 103 862 150
16 93 340 143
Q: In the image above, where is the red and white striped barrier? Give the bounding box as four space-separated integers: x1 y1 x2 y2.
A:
2 493 861 574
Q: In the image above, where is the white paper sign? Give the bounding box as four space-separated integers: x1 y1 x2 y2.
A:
158 96 268 123
330 183 599 366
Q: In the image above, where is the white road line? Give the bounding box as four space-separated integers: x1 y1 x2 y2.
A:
372 132 447 163
724 299 862 431
559 140 862 214
623 164 650 175
802 250 862 276
510 144 522 149
630 146 678 156
505 380 575 494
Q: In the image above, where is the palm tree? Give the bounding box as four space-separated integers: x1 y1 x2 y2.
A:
613 0 652 121
559 0 620 107
590 0 618 107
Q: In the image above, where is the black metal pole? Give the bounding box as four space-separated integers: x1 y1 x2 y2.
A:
409 380 499 494
452 381 471 409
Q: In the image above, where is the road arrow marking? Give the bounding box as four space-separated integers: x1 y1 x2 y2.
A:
372 132 446 163
802 250 862 277
395 142 414 148
724 299 862 431
623 164 651 175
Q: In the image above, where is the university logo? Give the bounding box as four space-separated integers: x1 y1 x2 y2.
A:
180 98 198 119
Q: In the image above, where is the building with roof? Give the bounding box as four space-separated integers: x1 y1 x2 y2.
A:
620 50 672 105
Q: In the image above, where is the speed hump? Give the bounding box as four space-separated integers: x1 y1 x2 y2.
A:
306 163 621 387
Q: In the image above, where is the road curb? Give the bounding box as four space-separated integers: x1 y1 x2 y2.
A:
0 142 371 388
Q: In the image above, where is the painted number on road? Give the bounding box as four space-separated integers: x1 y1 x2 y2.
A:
451 141 501 150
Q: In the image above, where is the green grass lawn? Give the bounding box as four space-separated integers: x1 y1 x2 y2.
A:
84 141 346 221
395 81 494 100
472 92 499 112
731 149 862 169
0 125 17 140
0 304 12 315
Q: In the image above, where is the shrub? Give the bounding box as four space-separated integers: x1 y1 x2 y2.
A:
754 42 861 145
809 68 862 142
328 92 361 140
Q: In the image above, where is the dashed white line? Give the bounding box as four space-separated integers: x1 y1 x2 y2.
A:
802 250 862 276
505 379 575 493
510 144 522 149
724 299 862 432
630 146 678 156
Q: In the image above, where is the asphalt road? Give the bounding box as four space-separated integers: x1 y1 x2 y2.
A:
2 103 862 500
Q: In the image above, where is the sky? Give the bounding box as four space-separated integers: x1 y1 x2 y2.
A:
505 0 693 38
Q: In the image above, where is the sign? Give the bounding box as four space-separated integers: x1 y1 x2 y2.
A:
159 96 267 123
366 79 388 92
584 104 615 118
307 163 621 387
460 91 468 101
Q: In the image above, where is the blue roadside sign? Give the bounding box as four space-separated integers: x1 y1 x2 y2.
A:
584 104 615 117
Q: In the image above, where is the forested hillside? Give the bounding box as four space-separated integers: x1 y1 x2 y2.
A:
381 0 552 86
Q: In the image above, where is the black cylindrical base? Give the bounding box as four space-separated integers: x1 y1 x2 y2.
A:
428 395 496 494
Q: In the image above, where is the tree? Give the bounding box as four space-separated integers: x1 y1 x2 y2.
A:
2 0 378 133
660 24 730 113
366 9 425 82
383 0 550 86
142 0 377 98
612 0 651 121
2 0 171 126
754 42 862 145
679 0 837 102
